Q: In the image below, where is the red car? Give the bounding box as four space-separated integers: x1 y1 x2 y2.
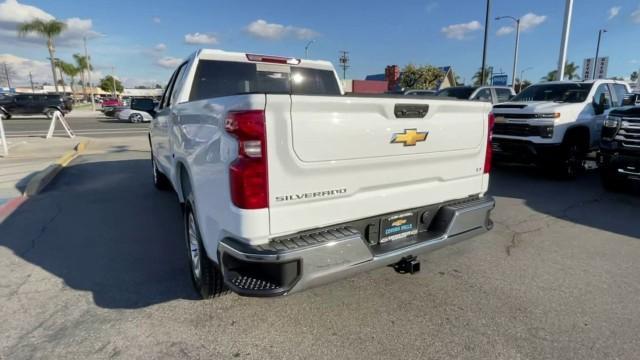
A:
101 98 123 107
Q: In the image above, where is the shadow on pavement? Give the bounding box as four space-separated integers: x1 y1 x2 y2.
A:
0 157 198 309
489 164 640 239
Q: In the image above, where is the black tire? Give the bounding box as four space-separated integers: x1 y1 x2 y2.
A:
151 154 171 190
44 109 55 119
554 137 585 179
129 113 143 123
601 168 625 192
1 111 11 120
184 194 226 299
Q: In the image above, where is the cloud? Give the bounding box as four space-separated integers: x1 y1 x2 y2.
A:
608 6 621 20
496 12 547 36
496 26 514 36
153 43 166 52
441 20 482 40
245 19 319 40
152 16 161 24
156 56 182 69
632 7 640 23
0 0 99 46
184 32 218 45
0 53 52 85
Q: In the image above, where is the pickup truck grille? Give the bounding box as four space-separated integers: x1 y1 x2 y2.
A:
616 117 640 148
494 123 536 137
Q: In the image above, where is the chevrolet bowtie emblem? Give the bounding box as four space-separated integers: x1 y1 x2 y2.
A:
390 129 428 146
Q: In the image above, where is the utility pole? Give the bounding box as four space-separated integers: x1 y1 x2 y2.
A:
2 63 10 88
84 37 96 111
556 0 574 81
519 67 532 93
111 66 117 98
29 72 35 93
480 0 491 86
593 29 607 80
339 51 350 79
304 40 315 58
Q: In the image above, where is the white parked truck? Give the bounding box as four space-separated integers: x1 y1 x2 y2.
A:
133 49 495 298
491 80 631 177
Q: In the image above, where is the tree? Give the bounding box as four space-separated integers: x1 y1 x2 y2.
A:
400 64 444 90
17 19 67 94
631 71 638 82
73 54 92 100
514 78 532 93
154 84 163 89
99 75 124 94
59 60 80 96
0 63 17 88
543 62 580 81
472 67 492 86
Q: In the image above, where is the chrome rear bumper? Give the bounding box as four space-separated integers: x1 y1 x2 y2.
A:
218 196 495 297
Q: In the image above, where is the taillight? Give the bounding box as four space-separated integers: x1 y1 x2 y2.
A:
245 53 301 65
484 112 495 174
225 110 268 209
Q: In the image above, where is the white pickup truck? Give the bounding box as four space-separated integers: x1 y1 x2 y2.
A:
492 80 630 177
133 49 495 298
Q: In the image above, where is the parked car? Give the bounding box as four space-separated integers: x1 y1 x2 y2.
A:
103 106 128 118
101 98 123 108
436 86 515 104
117 108 153 123
599 93 640 190
491 80 631 177
134 49 495 299
0 94 73 119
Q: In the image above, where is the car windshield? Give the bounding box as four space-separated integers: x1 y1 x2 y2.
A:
436 87 477 99
511 83 594 103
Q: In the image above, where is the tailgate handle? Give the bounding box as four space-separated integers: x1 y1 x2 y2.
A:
394 104 429 118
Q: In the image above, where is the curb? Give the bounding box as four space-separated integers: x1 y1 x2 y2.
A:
23 139 90 197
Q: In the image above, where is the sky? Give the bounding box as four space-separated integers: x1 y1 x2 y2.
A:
1 0 640 88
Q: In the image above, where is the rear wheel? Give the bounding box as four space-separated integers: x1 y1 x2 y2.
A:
151 154 171 190
129 113 143 123
184 194 226 299
44 109 56 119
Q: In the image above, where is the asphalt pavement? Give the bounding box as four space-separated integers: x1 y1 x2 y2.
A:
0 148 639 359
2 114 148 138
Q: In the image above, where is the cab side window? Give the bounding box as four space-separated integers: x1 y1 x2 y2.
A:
612 84 628 107
159 62 188 110
495 88 513 103
473 88 493 102
593 84 612 109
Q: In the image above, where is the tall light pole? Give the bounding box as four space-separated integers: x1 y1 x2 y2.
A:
480 0 492 86
519 66 532 92
496 15 520 90
592 29 607 80
556 0 574 81
304 40 315 58
29 72 35 93
84 36 96 111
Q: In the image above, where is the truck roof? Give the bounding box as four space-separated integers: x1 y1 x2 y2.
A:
538 79 628 85
193 48 335 72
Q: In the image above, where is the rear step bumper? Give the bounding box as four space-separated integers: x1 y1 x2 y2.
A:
218 196 495 297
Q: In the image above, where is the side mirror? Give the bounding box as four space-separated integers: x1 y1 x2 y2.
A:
592 98 605 115
131 98 156 116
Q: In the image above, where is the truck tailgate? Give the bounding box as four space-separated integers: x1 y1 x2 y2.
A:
265 94 492 236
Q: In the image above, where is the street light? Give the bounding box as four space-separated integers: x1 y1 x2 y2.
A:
480 0 492 86
496 15 520 90
304 40 315 58
519 66 533 93
593 29 607 80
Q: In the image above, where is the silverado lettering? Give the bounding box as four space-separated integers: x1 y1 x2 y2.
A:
275 188 347 202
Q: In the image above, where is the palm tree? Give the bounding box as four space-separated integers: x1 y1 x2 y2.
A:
631 71 638 82
17 19 67 94
543 62 580 81
73 54 92 100
59 61 80 98
472 67 492 86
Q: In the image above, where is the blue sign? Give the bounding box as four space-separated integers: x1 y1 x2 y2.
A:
492 75 508 86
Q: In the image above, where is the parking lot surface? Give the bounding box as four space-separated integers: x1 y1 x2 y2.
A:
0 147 639 360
